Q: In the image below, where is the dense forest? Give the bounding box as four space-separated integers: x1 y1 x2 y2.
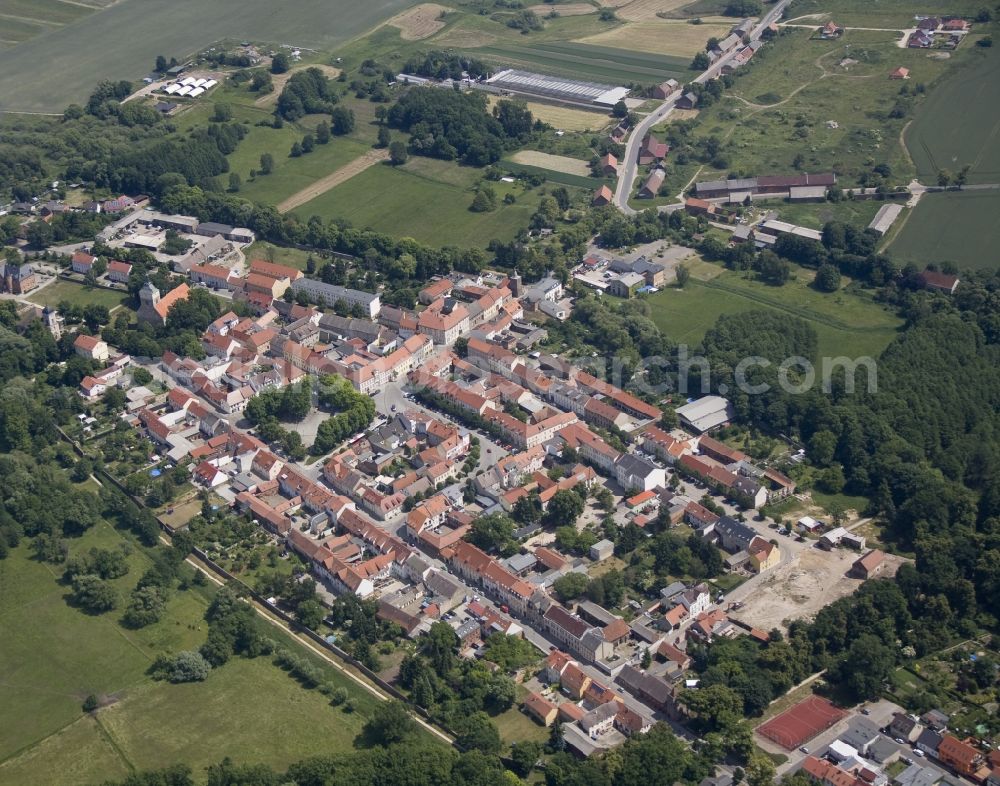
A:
387 88 536 165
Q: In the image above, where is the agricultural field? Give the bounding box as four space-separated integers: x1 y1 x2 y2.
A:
26 280 128 311
0 0 111 48
906 44 1000 186
510 150 592 176
647 263 903 359
385 3 451 40
0 0 416 113
486 95 611 132
296 156 550 248
472 40 690 85
782 0 991 30
578 19 733 57
0 523 380 786
886 190 1000 272
687 27 977 185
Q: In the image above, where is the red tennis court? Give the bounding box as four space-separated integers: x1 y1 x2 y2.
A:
757 695 847 750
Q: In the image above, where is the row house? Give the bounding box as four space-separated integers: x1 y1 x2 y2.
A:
418 297 470 345
541 603 615 663
642 426 694 464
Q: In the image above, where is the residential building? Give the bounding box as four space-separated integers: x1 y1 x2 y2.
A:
73 333 110 362
615 454 666 492
290 278 381 318
937 735 984 777
523 692 558 726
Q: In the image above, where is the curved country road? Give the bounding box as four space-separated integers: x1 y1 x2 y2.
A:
613 0 793 214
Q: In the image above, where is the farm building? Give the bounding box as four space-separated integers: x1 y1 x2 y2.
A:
889 67 910 79
756 219 824 242
485 69 629 107
917 270 960 294
593 185 614 207
693 172 835 200
868 204 904 236
639 169 665 198
638 134 669 165
653 79 680 99
676 92 699 109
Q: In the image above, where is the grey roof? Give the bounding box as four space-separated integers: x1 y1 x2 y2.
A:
894 764 941 786
615 453 659 479
198 221 234 235
580 701 619 730
425 569 464 599
616 665 673 704
504 553 538 574
577 601 617 626
660 581 687 601
715 515 757 546
840 717 882 750
915 728 943 751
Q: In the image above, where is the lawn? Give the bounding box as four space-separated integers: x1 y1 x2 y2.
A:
774 199 887 230
0 0 417 112
26 280 128 311
297 157 546 248
905 43 1000 186
886 190 1000 271
0 523 383 785
646 264 903 359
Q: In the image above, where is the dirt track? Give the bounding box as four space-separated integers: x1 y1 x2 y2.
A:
277 148 390 213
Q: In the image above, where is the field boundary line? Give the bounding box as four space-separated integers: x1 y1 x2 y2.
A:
278 148 390 213
93 714 136 774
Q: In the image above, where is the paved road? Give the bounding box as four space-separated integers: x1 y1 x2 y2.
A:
613 0 793 214
374 379 509 473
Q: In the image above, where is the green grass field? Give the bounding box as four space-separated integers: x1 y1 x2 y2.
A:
27 280 128 311
783 0 991 29
774 198 888 230
906 44 1000 186
0 0 416 112
647 264 903 359
296 156 549 247
0 523 380 785
886 190 1000 271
